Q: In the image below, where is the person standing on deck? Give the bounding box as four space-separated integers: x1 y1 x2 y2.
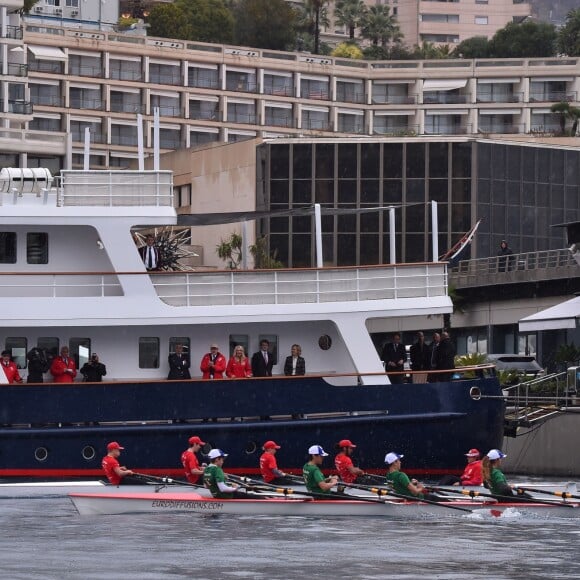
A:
0 350 22 384
200 344 227 380
181 435 206 484
252 339 274 377
139 233 161 271
102 441 133 486
303 445 338 495
50 346 77 383
168 343 191 380
382 333 407 384
284 344 306 376
80 353 107 382
409 332 431 383
334 439 365 484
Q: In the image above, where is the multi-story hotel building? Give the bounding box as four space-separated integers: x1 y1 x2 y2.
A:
6 18 576 174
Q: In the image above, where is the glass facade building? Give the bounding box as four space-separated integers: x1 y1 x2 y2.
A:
257 139 580 267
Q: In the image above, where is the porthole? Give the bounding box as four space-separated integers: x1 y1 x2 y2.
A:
82 445 96 461
245 441 258 454
318 334 332 351
34 447 48 462
469 386 482 401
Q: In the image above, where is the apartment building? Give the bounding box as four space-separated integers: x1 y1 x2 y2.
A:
11 18 578 172
289 0 532 47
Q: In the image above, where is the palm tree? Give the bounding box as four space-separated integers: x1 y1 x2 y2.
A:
360 4 401 48
333 0 367 40
550 102 580 135
296 0 330 54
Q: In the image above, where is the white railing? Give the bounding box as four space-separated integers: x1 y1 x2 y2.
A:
0 274 123 298
59 170 174 207
151 264 448 307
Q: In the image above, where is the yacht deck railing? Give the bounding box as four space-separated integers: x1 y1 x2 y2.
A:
151 263 448 307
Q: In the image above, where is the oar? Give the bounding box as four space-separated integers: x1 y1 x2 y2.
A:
227 475 402 505
262 474 476 514
515 486 580 502
132 472 204 489
428 485 578 508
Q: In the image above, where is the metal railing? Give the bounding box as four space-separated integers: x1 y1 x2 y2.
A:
110 101 145 114
263 85 294 97
0 99 32 115
529 91 577 103
264 114 294 128
1 25 23 40
336 90 365 104
423 93 469 105
0 274 123 298
68 65 104 78
110 69 143 82
69 98 105 111
59 170 174 207
151 263 448 307
476 92 523 103
30 94 64 107
452 248 575 276
372 95 416 105
5 63 27 77
27 60 64 74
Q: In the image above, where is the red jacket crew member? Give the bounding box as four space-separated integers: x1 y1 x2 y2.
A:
0 350 22 384
50 346 77 383
102 441 133 486
260 440 287 483
181 435 206 484
456 448 483 486
335 439 365 484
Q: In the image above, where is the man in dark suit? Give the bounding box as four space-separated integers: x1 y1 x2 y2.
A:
382 332 407 385
410 331 431 383
434 331 456 382
139 234 161 271
252 339 274 377
167 343 191 380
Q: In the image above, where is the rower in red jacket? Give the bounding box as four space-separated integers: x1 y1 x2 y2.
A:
455 448 483 486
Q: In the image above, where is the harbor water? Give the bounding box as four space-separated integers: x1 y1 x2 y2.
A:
1 492 579 579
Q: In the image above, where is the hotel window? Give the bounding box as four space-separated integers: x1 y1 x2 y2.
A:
29 117 61 132
189 98 219 120
475 16 488 24
139 337 160 369
30 83 61 107
0 232 16 264
420 13 459 22
27 233 48 264
110 59 142 82
188 66 219 89
5 338 27 369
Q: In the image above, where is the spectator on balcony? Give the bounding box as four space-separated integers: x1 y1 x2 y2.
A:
382 332 407 384
139 234 161 271
497 240 514 272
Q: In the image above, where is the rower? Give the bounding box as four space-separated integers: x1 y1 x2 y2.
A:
334 439 365 484
481 449 534 501
102 441 134 486
384 452 436 500
303 445 338 495
259 440 289 485
203 449 246 499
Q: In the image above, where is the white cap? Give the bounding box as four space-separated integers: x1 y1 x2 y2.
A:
487 449 506 461
384 452 404 465
308 444 328 456
208 449 228 460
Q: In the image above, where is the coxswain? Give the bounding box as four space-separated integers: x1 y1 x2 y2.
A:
334 439 365 484
455 448 483 486
102 441 133 486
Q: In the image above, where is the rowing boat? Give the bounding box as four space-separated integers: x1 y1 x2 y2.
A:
68 491 580 519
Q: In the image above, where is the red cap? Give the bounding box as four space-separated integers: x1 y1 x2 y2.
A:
465 448 480 457
338 439 356 448
107 441 124 451
263 440 281 450
189 436 206 446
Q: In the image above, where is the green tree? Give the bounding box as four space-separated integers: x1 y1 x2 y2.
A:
360 4 401 47
413 42 452 60
333 0 367 40
22 0 39 12
331 42 363 59
146 3 194 40
550 102 580 136
163 0 235 44
216 232 284 269
233 0 296 50
489 21 557 58
453 36 491 59
558 9 580 56
295 0 330 54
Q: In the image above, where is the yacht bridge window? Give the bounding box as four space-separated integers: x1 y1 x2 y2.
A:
5 337 27 369
27 232 48 264
0 232 16 264
140 337 160 369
